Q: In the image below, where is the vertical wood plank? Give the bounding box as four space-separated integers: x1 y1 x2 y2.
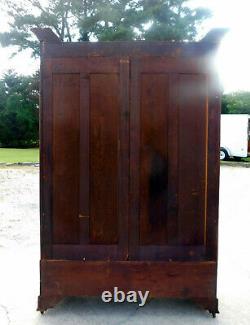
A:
139 74 169 245
52 73 80 244
206 74 221 260
177 74 207 245
119 58 130 259
89 74 119 244
167 74 179 245
40 58 53 258
79 75 90 244
129 59 140 259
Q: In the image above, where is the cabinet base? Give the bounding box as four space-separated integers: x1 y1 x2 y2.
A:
38 259 218 317
37 295 63 313
38 296 219 317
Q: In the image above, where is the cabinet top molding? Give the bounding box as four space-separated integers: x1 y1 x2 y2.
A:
32 28 61 43
32 27 228 45
32 28 228 59
200 28 229 44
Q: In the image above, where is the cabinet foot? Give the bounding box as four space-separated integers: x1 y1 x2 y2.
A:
194 298 219 317
37 295 63 313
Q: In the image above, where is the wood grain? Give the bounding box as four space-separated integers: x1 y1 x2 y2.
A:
38 38 221 314
177 74 207 246
52 74 80 244
89 74 119 244
41 260 217 299
140 74 169 245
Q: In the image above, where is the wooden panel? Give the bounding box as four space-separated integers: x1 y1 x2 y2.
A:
178 74 208 245
79 76 90 244
206 74 221 260
140 74 169 245
52 244 205 261
118 58 130 258
137 245 205 261
40 60 53 258
53 244 121 260
52 74 80 244
248 118 250 153
90 74 119 244
140 57 210 74
167 74 179 245
50 57 120 74
41 260 217 299
129 59 140 259
79 77 89 217
43 41 218 59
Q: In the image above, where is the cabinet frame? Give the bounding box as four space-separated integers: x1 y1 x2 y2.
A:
34 28 224 316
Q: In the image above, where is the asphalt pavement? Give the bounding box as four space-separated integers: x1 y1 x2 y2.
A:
0 165 249 325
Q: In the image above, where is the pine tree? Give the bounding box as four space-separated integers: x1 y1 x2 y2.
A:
0 0 211 56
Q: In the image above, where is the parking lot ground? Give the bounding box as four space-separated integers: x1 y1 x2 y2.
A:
0 165 250 325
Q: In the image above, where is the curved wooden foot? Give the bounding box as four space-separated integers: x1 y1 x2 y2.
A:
37 295 63 313
194 298 219 317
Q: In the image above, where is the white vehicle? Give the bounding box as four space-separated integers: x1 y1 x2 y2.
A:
220 114 250 160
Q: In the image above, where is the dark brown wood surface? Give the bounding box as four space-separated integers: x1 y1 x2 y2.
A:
89 74 119 244
52 74 80 244
129 57 211 260
40 260 217 298
42 40 219 59
177 74 207 246
139 74 169 245
40 40 220 261
42 57 130 259
79 76 90 244
37 28 222 315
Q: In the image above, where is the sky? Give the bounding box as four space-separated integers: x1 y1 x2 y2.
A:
0 0 250 93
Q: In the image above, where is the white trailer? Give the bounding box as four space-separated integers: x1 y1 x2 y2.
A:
220 114 250 160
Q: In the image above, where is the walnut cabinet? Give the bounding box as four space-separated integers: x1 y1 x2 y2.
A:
33 28 225 316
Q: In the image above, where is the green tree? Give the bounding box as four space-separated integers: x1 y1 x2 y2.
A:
0 0 211 56
137 0 211 41
0 71 39 147
0 1 211 148
222 91 250 114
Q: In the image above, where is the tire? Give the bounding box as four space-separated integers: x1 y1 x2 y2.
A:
220 148 229 161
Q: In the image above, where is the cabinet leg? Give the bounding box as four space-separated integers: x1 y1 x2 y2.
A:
193 297 219 317
37 295 63 313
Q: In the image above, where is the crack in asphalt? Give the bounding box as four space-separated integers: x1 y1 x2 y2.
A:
0 303 11 325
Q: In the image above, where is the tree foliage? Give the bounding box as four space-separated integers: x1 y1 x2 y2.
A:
0 0 211 56
0 71 39 147
222 91 250 114
0 0 211 148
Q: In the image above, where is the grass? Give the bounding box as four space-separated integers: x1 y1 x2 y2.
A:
0 148 39 163
0 147 249 164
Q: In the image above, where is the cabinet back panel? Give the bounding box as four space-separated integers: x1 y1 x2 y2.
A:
52 73 80 244
89 74 119 244
139 74 169 245
177 74 207 245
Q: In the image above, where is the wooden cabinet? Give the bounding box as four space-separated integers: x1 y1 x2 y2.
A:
34 28 225 316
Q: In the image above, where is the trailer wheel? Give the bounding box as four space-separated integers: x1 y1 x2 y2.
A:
220 148 229 161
